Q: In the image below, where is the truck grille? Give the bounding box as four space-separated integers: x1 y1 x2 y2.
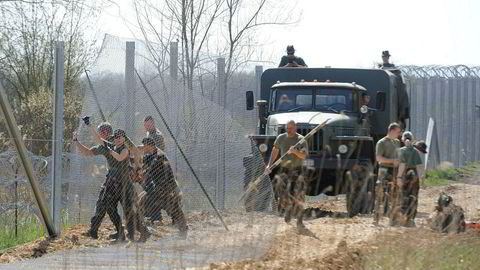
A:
279 125 323 153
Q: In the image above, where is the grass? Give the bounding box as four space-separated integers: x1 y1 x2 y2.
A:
364 230 480 270
424 162 480 187
0 210 72 251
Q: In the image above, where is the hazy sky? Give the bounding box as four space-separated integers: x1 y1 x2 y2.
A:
99 0 480 68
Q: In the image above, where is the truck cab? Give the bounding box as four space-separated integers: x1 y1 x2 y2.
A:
244 67 409 216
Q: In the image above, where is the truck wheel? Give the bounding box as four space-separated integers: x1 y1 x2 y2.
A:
346 162 375 217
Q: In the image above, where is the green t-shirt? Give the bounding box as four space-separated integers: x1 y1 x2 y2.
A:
376 136 400 160
273 133 308 168
397 145 422 168
91 141 129 174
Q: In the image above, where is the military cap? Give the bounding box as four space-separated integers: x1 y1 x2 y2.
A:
382 50 391 57
114 129 126 138
414 140 428 154
286 45 295 54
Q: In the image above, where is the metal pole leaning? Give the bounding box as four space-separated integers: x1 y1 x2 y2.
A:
85 69 107 122
0 83 57 238
134 69 229 231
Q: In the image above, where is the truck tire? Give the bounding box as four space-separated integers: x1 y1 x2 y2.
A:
346 161 375 217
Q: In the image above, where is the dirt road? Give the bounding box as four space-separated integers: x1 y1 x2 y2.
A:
1 179 479 269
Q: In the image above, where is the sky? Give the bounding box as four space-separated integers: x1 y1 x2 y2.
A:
98 0 480 69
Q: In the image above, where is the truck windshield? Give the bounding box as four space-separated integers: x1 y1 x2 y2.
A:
273 88 353 113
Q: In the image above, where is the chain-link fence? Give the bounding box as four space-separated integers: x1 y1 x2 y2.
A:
2 36 480 268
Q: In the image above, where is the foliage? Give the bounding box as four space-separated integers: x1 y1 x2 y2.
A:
424 162 480 187
0 1 101 156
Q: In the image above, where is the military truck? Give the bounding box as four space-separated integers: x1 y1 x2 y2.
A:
243 67 409 217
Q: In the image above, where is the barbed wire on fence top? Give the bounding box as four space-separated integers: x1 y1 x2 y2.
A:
399 65 480 79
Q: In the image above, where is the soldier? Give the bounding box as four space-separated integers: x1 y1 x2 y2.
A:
266 120 308 229
278 45 307 68
378 50 395 69
360 93 371 107
429 193 466 233
74 122 125 241
374 122 402 223
144 116 165 151
139 137 188 238
390 131 424 227
278 94 295 111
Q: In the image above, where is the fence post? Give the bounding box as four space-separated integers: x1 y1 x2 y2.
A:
52 41 64 235
125 42 136 137
216 58 226 209
0 79 56 238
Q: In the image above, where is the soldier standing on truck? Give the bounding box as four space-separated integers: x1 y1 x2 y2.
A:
374 122 402 224
266 120 309 229
378 50 395 69
278 45 307 68
390 131 424 227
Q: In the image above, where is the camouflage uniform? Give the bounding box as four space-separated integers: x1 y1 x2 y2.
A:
271 133 308 227
140 149 188 234
390 145 422 226
429 194 466 233
90 140 149 240
375 136 400 219
146 128 165 151
278 55 306 67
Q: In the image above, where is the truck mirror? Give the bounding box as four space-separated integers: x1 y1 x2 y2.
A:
246 91 254 110
376 91 386 111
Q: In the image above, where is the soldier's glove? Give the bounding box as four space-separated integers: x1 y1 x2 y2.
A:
82 116 91 126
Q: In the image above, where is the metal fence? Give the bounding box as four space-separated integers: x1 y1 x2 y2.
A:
400 65 480 167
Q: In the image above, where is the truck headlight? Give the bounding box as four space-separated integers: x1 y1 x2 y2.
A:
259 143 268 153
338 144 348 154
360 105 368 114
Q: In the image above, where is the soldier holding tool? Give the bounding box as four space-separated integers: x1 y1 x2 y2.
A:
139 137 188 238
266 120 308 229
374 122 402 224
390 131 424 227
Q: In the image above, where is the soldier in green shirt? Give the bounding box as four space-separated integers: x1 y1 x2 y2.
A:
390 131 424 227
374 122 402 222
266 120 308 230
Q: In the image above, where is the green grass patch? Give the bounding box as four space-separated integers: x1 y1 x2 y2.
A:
0 214 45 250
0 209 72 251
424 162 480 187
364 230 480 270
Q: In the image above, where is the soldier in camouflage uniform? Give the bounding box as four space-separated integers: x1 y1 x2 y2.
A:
75 121 150 242
390 131 424 227
374 122 402 223
278 45 307 68
144 116 165 151
429 193 466 233
139 137 188 237
266 120 308 229
74 122 124 240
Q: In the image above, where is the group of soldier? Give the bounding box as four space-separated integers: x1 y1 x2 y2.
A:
375 122 427 226
73 116 187 242
264 119 429 229
279 46 396 70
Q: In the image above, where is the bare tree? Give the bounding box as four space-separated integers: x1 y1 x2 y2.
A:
222 0 297 80
0 0 102 155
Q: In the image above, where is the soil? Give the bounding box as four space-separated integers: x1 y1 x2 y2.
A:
1 178 480 269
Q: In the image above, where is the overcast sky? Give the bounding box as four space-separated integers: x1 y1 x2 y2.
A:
98 0 480 69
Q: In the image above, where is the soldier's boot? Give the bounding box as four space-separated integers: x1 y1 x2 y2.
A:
138 229 151 243
114 229 126 242
82 229 98 239
108 225 125 240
